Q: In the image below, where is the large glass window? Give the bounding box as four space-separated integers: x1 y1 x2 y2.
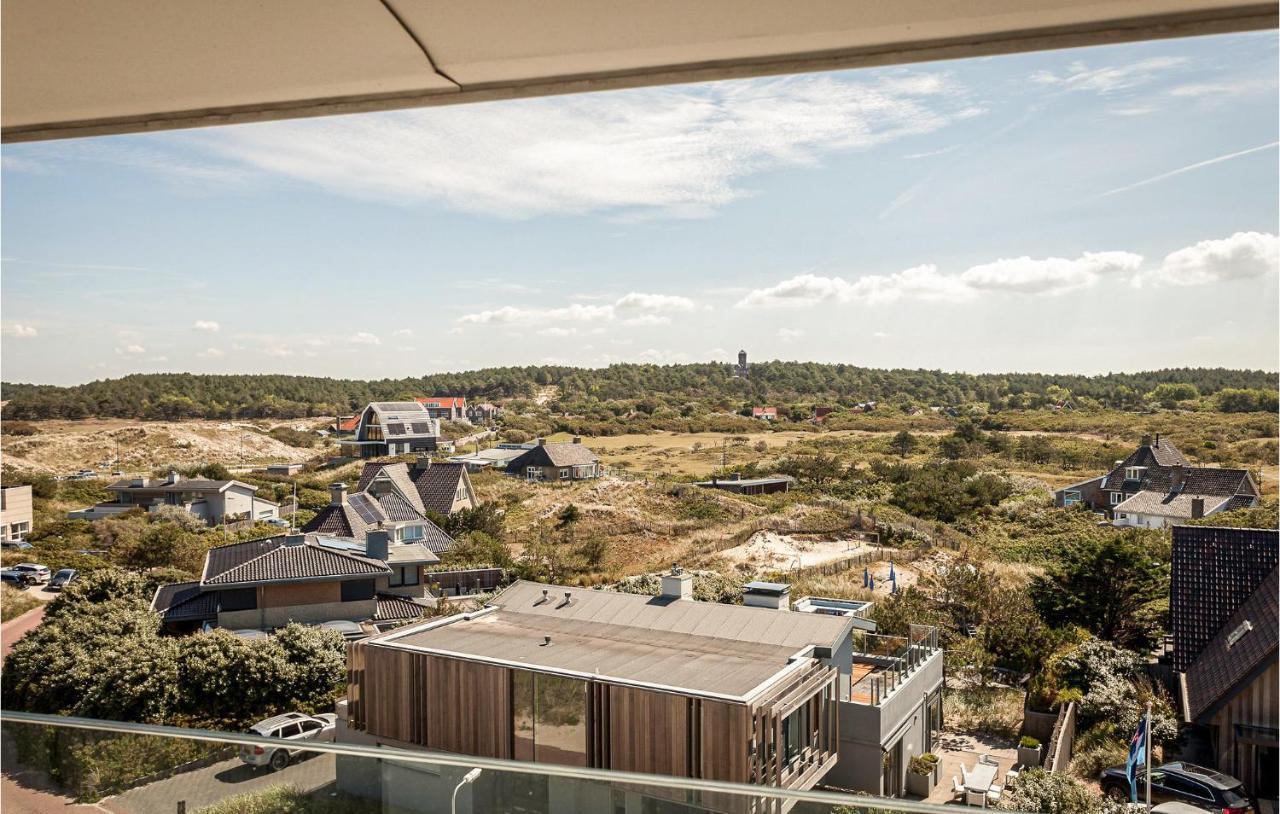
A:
388 566 419 587
510 670 587 767
781 704 810 767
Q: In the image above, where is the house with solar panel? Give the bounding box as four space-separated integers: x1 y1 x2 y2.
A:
149 529 438 635
338 401 441 459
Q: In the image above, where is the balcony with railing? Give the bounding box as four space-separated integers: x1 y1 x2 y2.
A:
847 625 942 707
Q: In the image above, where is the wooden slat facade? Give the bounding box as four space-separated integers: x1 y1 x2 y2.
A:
349 640 838 800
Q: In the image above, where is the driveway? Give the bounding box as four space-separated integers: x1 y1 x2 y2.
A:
103 752 335 814
1 606 46 659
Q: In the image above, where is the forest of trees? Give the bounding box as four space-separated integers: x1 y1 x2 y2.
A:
1 364 1274 420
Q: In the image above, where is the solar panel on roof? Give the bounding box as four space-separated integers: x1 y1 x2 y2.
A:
410 422 435 434
316 536 366 552
386 422 406 435
347 494 384 525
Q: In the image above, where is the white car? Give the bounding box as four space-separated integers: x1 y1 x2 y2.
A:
239 712 337 771
9 563 51 584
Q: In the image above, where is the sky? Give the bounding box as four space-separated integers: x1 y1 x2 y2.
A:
2 31 1277 386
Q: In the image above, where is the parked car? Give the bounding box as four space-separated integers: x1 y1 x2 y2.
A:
239 712 337 771
8 563 51 584
48 568 78 591
265 518 290 528
1100 762 1253 814
1 569 35 588
1 539 33 551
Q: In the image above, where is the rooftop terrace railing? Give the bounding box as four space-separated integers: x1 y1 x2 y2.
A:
849 625 941 706
0 709 997 814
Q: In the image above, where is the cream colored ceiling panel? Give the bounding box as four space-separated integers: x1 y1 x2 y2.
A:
1 0 455 129
393 0 1273 86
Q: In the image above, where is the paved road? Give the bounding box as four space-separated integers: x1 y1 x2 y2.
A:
1 606 46 659
103 752 336 813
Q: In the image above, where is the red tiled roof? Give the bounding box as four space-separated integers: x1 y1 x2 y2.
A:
337 415 360 432
416 396 466 408
752 407 777 417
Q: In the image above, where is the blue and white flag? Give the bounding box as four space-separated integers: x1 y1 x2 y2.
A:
1125 716 1147 803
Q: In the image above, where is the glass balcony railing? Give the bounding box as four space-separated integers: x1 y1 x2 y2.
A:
0 710 977 814
848 626 942 706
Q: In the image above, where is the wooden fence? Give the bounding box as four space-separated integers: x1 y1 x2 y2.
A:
1044 701 1078 774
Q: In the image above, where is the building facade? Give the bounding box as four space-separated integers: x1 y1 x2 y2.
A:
0 485 33 540
507 438 601 481
338 402 441 459
68 472 278 526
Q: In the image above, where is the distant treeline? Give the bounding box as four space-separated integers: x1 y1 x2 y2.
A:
0 365 1275 421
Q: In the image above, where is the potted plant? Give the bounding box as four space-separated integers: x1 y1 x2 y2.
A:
905 753 940 797
1018 736 1042 768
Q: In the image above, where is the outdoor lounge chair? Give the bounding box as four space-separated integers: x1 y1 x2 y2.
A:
1005 766 1020 786
952 777 965 797
987 784 1004 805
966 788 988 807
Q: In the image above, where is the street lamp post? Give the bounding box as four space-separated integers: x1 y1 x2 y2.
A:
451 768 482 814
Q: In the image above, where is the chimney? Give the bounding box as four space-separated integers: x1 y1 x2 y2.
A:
1171 464 1186 491
284 533 306 547
731 472 742 481
536 437 547 446
329 482 348 506
712 475 718 485
743 581 791 611
1191 497 1205 519
1154 433 1161 448
660 564 693 601
416 455 432 471
1140 435 1152 447
572 436 582 444
366 529 391 561
167 470 181 485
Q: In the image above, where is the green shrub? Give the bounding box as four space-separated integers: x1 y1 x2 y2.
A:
195 784 382 814
909 753 939 775
1020 736 1042 750
997 768 1105 814
1 583 42 621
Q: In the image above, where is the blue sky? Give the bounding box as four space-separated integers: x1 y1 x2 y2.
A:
2 31 1277 385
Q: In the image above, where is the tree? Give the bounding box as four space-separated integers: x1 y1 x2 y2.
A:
1031 531 1168 650
891 430 919 458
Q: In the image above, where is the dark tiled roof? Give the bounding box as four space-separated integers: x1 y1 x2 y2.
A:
301 493 389 539
202 536 388 586
1185 566 1278 720
1100 442 1249 498
151 581 216 622
358 461 470 517
377 491 423 522
509 442 599 470
375 593 429 622
1170 526 1279 671
414 519 456 554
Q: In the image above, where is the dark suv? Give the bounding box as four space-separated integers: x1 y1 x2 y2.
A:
1100 762 1253 814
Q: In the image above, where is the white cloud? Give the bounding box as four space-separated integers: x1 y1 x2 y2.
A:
149 355 169 363
263 345 294 358
737 265 969 308
1135 232 1279 287
396 346 416 353
193 320 220 332
349 332 381 345
197 71 979 219
739 250 1151 307
115 344 146 355
303 338 329 347
960 251 1142 295
1097 141 1278 198
458 292 696 327
872 332 891 339
613 292 697 315
622 315 671 327
197 348 225 358
537 327 578 337
392 328 414 338
777 328 804 342
2 323 38 338
1030 57 1188 95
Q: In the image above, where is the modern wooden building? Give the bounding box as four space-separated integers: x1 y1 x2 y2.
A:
340 573 854 812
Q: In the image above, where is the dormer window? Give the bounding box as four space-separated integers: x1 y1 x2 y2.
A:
1124 467 1145 482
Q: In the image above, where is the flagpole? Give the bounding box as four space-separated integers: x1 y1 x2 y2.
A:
1145 701 1153 813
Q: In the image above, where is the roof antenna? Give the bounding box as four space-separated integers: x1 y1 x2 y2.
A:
542 635 552 647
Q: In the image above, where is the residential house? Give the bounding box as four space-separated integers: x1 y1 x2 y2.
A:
813 406 836 422
150 529 436 634
1 485 33 541
334 414 360 434
303 482 459 565
416 396 467 422
337 402 441 459
1053 434 1258 526
507 438 601 481
68 471 278 526
696 473 793 495
338 571 848 812
356 459 478 516
447 444 532 472
752 406 778 421
465 402 500 424
782 583 944 797
1170 526 1278 799
265 462 304 476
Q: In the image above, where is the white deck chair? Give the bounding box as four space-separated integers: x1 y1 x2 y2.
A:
952 776 965 797
987 784 1004 805
966 788 988 807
